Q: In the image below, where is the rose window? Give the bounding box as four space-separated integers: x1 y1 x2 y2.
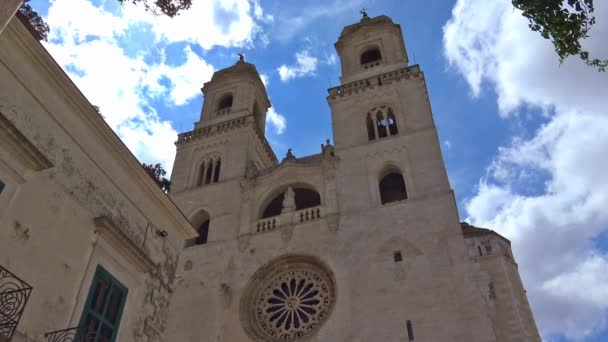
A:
241 255 335 342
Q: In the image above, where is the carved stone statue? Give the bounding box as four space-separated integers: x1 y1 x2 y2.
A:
321 139 334 157
282 148 296 163
281 187 296 213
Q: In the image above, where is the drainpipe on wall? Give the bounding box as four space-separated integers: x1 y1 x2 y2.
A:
0 0 22 34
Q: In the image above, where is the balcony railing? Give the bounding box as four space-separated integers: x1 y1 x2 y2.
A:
0 265 32 340
252 206 324 234
45 326 97 342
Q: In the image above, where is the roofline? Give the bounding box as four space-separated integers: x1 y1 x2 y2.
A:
5 18 197 240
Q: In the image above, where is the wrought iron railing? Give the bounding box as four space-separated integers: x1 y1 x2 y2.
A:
0 265 33 340
44 326 97 342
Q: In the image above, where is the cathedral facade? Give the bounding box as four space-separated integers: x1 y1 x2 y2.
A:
0 10 540 342
165 14 541 342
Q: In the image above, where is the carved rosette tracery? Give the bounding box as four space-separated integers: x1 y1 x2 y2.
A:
240 255 336 342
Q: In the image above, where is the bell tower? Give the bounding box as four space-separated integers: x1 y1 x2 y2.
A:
196 55 270 134
169 56 277 243
327 12 451 209
335 12 409 84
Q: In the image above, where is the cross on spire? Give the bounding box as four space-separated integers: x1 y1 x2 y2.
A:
360 8 368 18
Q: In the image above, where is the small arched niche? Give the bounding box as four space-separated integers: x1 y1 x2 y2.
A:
360 46 382 65
217 94 233 111
261 186 321 219
378 166 408 204
186 209 211 247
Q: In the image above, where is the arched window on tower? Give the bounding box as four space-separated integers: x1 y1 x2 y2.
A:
204 159 214 184
366 113 376 141
186 210 211 247
360 47 382 65
196 155 222 187
213 158 221 182
387 108 399 135
366 107 399 141
376 111 388 138
196 220 210 245
197 161 205 186
217 94 233 114
379 169 408 204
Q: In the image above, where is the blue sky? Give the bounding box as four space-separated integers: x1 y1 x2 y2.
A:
27 0 608 340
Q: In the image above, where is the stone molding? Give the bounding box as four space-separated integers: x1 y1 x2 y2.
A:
327 65 422 102
1 18 197 240
93 216 155 273
0 111 53 175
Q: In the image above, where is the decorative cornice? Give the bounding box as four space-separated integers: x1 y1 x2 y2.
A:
176 116 278 164
176 116 248 145
3 18 197 240
327 65 422 102
0 111 53 172
94 216 155 273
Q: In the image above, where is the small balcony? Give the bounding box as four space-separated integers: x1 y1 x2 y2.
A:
0 265 33 341
45 326 97 342
252 206 325 234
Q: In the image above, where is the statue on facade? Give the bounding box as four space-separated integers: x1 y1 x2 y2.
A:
282 148 296 162
281 187 296 213
321 139 335 157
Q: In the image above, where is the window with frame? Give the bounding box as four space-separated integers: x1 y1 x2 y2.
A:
366 106 399 141
78 266 128 342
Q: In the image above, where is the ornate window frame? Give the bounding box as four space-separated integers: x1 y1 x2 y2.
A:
240 255 336 342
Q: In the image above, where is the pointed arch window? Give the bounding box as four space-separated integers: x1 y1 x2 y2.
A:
196 156 222 187
197 161 205 186
213 159 221 183
387 108 398 135
376 111 387 138
366 113 376 141
204 160 213 184
366 107 399 141
379 169 408 204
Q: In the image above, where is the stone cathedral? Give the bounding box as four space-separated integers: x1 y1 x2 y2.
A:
164 13 541 342
0 10 540 342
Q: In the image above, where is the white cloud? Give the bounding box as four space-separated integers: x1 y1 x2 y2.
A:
272 0 363 42
119 0 265 50
142 46 214 106
443 140 452 150
266 107 286 135
444 0 608 339
259 73 269 87
42 0 268 172
277 50 318 82
325 52 337 65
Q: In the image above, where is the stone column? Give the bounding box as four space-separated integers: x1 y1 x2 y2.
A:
0 0 21 34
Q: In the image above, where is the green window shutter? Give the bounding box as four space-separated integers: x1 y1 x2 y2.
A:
78 265 128 342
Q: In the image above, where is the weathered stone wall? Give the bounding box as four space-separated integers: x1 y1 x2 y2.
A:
0 18 194 341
